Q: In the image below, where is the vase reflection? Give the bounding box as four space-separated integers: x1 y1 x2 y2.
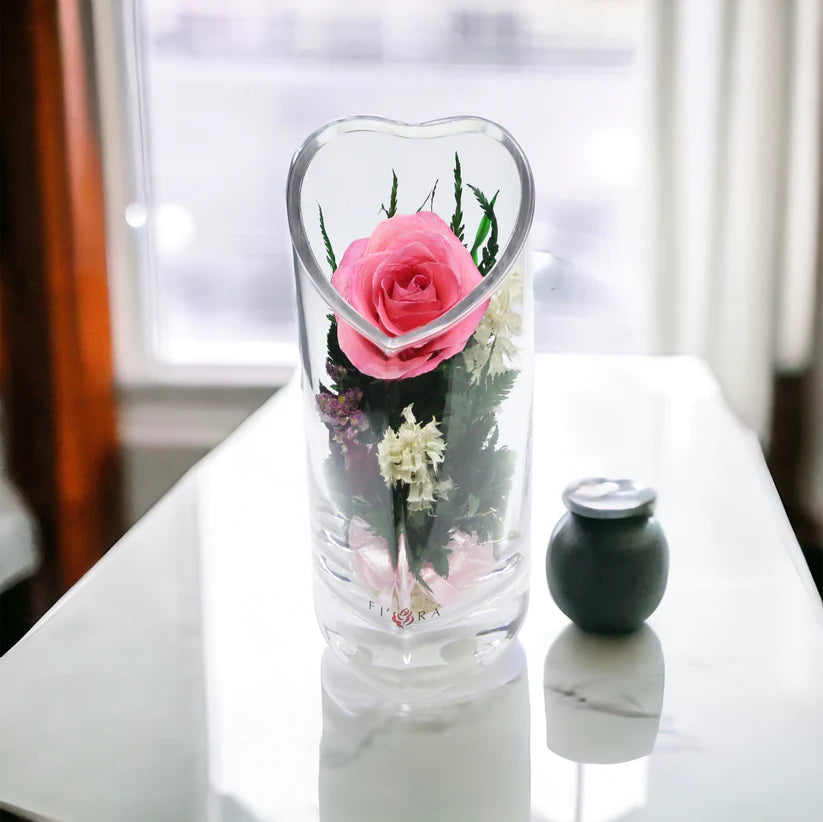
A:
319 642 530 822
543 624 665 765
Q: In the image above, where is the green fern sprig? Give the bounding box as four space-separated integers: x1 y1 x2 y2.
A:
318 205 337 273
415 179 439 213
450 152 465 243
379 169 399 218
468 185 499 275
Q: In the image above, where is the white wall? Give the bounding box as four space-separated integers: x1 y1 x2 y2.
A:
120 386 273 524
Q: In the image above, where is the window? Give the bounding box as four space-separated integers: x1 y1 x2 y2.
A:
96 0 642 385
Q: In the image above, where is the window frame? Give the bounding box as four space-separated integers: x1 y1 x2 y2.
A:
91 0 297 391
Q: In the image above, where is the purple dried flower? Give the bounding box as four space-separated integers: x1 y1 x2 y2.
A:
316 387 370 460
326 359 346 384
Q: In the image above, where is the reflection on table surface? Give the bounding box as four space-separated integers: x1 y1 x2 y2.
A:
2 358 823 822
544 624 665 765
320 644 530 822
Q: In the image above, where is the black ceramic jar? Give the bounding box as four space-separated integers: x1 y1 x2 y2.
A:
546 478 669 634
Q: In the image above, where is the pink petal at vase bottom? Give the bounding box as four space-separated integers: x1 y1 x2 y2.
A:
349 518 495 610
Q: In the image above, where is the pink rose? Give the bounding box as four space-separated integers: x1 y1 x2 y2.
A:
331 212 487 380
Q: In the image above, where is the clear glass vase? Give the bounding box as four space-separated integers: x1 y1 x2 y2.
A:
287 116 535 696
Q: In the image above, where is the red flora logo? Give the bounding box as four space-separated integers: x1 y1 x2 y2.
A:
392 608 414 629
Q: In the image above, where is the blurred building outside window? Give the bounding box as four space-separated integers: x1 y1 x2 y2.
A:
94 0 644 389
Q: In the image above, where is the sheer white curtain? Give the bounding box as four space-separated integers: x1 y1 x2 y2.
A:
645 0 822 452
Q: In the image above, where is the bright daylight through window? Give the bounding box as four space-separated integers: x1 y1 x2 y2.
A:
108 0 641 377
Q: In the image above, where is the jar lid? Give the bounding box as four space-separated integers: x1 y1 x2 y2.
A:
562 478 656 520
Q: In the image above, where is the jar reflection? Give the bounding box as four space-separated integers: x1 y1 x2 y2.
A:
543 624 665 765
319 643 531 822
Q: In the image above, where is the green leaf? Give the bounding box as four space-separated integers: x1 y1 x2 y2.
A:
417 575 434 594
415 179 439 213
318 205 337 273
468 186 499 274
474 369 519 412
466 493 480 518
406 507 430 531
379 169 399 218
449 153 465 243
428 544 451 579
468 188 496 262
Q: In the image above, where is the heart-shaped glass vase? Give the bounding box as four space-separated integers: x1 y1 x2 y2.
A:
287 116 535 697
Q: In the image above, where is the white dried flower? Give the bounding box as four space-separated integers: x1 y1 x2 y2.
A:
377 405 449 511
463 269 523 383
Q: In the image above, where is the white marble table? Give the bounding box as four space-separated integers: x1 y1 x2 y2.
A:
1 356 821 822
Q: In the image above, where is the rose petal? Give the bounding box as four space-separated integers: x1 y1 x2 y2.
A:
390 276 437 302
330 212 489 380
330 237 368 299
377 291 442 334
365 214 439 254
348 250 391 326
418 531 495 606
370 242 436 306
413 262 461 309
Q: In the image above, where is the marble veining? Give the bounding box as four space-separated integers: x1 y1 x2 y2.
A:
546 683 663 720
543 624 666 765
